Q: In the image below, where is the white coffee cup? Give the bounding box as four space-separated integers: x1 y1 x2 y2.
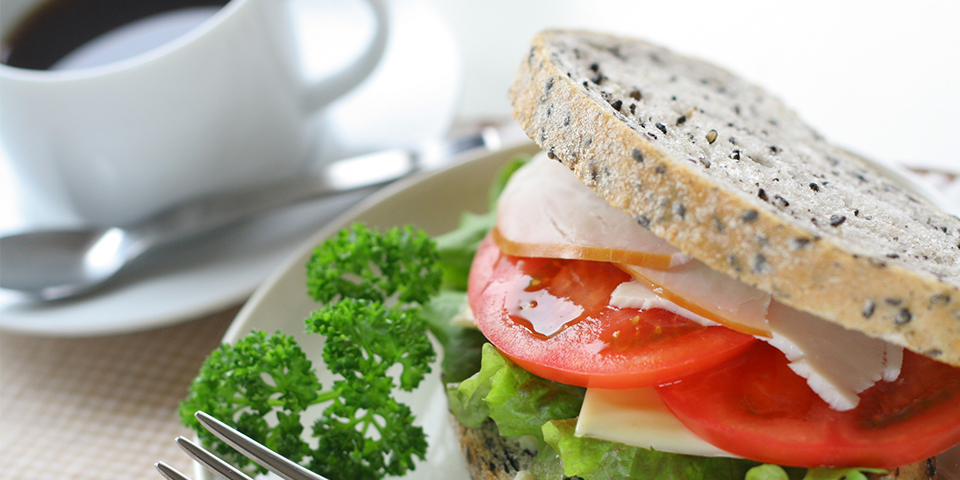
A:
0 0 390 226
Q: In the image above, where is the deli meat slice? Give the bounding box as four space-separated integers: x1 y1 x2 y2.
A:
618 262 772 337
495 153 692 269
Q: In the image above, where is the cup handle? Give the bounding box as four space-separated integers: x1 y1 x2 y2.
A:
298 0 390 112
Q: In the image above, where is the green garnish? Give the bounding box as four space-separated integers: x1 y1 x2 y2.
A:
180 223 441 480
307 223 442 305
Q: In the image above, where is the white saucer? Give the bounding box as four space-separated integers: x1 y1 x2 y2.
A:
0 0 460 337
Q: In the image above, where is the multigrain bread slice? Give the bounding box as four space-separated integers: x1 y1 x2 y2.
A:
451 417 943 480
509 29 960 367
453 417 539 480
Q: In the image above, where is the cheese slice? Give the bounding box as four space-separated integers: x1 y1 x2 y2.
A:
609 280 904 411
576 387 739 458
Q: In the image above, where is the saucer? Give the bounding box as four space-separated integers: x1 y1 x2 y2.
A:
0 0 460 336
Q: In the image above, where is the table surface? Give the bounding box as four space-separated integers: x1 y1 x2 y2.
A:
1 306 238 480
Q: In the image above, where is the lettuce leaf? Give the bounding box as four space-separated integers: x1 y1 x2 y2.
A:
745 464 887 480
448 343 584 434
434 211 496 291
802 467 889 480
745 464 795 480
541 418 761 480
447 342 504 428
482 345 585 440
422 290 486 383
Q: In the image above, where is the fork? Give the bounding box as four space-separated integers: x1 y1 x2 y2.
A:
155 411 327 480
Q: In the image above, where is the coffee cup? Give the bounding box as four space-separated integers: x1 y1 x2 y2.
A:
0 0 390 226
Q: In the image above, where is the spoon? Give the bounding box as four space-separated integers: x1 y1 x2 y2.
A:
0 125 519 300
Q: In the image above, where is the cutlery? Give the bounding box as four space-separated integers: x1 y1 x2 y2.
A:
0 123 525 301
156 411 327 480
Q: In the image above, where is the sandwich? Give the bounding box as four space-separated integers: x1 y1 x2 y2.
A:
445 30 960 480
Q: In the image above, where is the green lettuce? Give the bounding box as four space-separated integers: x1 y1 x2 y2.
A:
745 464 887 480
802 467 890 480
481 344 585 440
448 343 585 434
422 290 486 384
446 342 504 428
433 211 496 291
541 418 761 480
448 343 586 432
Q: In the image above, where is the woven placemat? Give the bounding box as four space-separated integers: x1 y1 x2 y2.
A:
0 307 237 480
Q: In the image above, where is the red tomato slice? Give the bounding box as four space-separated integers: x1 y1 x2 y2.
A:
468 234 757 389
656 341 960 469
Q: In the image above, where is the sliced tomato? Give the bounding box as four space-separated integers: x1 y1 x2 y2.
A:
656 341 960 469
468 234 757 389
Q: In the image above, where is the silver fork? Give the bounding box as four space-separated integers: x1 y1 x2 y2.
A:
156 411 327 480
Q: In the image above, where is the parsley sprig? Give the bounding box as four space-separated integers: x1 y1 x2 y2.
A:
180 223 441 480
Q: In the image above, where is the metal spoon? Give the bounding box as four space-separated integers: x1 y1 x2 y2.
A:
0 125 520 300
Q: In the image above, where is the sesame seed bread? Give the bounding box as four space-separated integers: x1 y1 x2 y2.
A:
452 417 539 480
509 30 960 367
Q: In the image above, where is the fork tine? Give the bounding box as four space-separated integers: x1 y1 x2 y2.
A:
155 461 192 480
175 436 254 480
194 411 328 480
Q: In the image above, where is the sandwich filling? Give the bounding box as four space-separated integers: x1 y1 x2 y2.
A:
463 153 960 470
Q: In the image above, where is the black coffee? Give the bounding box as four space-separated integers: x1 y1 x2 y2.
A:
1 0 229 70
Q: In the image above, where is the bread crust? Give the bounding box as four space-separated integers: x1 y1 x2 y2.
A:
452 416 539 480
874 459 940 480
509 30 960 366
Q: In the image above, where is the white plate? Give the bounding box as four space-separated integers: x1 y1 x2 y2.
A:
214 140 959 479
214 143 539 480
0 0 460 337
